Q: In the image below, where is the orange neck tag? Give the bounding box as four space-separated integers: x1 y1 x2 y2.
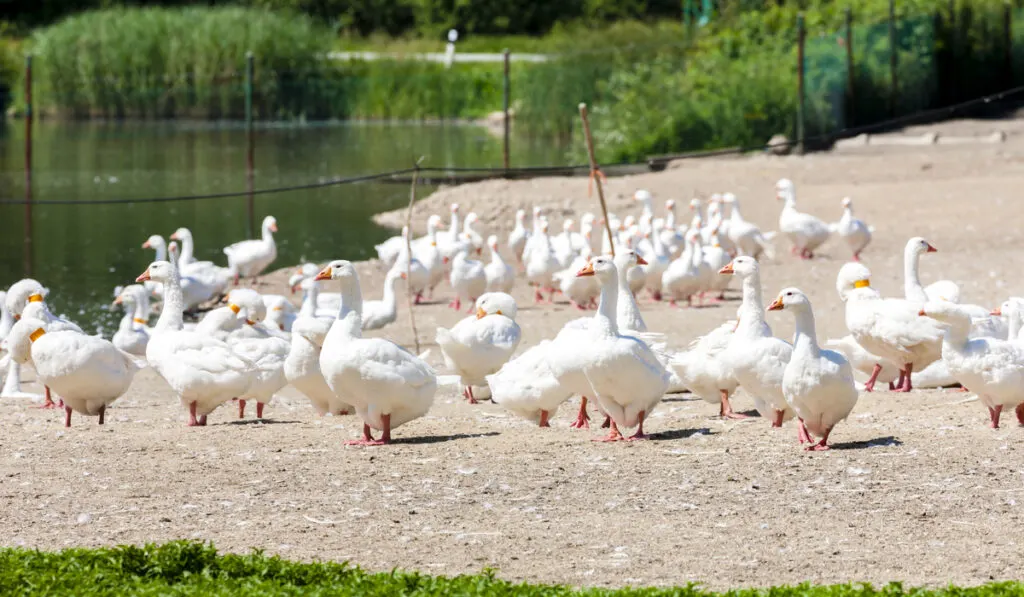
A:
228 303 241 314
28 294 43 303
853 279 870 289
134 318 147 324
29 328 46 343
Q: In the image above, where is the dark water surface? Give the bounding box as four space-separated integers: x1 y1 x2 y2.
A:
0 120 567 333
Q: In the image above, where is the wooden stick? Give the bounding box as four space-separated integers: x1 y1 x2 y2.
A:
578 103 615 257
404 158 424 354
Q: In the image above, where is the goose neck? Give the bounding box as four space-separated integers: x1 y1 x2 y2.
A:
154 270 184 332
299 284 318 318
791 307 820 359
594 274 619 336
333 276 364 339
131 299 148 329
1007 310 1022 340
117 311 134 333
903 247 927 302
262 224 275 244
737 273 768 331
179 235 195 263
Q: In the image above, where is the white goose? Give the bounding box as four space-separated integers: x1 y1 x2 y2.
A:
392 227 430 302
837 262 943 392
483 235 515 293
2 279 50 400
169 227 233 295
525 220 560 303
112 286 150 357
552 219 578 269
229 296 291 420
507 209 530 264
488 340 567 426
448 239 487 312
462 212 485 256
670 319 743 419
553 245 599 310
136 256 255 426
723 193 774 260
223 215 278 283
5 316 140 427
776 179 831 259
361 268 403 331
414 217 445 299
285 316 352 417
316 260 437 445
719 257 795 426
568 256 670 441
920 301 1024 428
437 293 522 404
835 198 872 261
702 227 732 301
768 288 858 450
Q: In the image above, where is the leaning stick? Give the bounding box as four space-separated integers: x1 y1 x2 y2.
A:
578 103 615 257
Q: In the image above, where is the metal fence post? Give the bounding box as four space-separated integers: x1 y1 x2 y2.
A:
845 8 856 128
245 51 255 240
889 0 898 116
502 49 510 171
797 13 806 155
24 53 33 277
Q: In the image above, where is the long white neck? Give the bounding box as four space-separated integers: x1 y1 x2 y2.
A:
730 202 745 224
131 300 148 330
690 239 704 266
594 274 619 336
155 268 184 332
841 205 854 224
179 235 195 263
381 274 399 311
737 271 768 335
615 264 645 333
449 213 460 237
299 283 319 318
117 310 134 334
489 245 506 267
333 276 364 339
666 205 676 228
1007 310 1021 340
153 241 167 262
262 223 275 244
904 247 928 302
940 317 971 352
791 306 820 359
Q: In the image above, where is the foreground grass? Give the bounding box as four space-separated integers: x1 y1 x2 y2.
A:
0 541 1022 596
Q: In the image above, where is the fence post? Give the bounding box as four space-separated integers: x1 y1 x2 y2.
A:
1005 2 1014 87
889 0 898 116
845 8 856 128
245 51 255 240
502 49 510 171
796 13 806 155
23 53 33 278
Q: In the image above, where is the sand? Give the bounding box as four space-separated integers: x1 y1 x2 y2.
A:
4 118 1024 590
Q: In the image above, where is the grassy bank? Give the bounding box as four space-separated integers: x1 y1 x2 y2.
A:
17 7 503 120
1 541 1022 596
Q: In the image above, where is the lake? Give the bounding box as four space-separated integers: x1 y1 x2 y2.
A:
0 120 569 333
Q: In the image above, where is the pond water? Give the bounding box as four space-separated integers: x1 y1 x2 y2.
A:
0 120 569 333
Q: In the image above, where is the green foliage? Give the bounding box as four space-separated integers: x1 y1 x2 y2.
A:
2 541 1024 596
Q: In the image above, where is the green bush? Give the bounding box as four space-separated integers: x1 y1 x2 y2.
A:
2 541 1024 596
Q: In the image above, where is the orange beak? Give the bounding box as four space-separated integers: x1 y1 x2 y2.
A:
169 233 179 240
245 319 257 326
113 296 123 305
476 307 487 319
269 223 279 233
136 270 151 283
926 243 937 253
313 267 332 282
766 296 784 311
141 241 151 249
991 307 1002 316
576 262 596 277
400 272 407 279
918 309 927 316
290 284 300 294
443 256 450 265
635 255 648 266
719 262 734 275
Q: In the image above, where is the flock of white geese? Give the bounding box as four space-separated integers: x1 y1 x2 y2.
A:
1 177 1022 447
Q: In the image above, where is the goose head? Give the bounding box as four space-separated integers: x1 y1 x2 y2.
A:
5 317 50 364
288 273 306 294
622 215 636 231
633 189 653 207
575 255 617 283
562 219 575 234
314 260 357 283
136 261 174 283
836 262 873 302
5 279 46 319
614 250 647 273
581 213 596 226
515 209 527 224
427 214 443 233
475 292 518 321
841 197 853 209
666 199 676 211
719 256 757 277
298 263 319 278
775 178 795 201
992 298 1024 318
689 198 701 212
168 227 192 242
226 288 266 325
767 287 811 313
905 236 937 258
487 234 500 252
463 212 480 231
450 203 460 215
262 216 279 234
141 235 165 251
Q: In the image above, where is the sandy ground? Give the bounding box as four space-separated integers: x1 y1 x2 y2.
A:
5 119 1024 590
